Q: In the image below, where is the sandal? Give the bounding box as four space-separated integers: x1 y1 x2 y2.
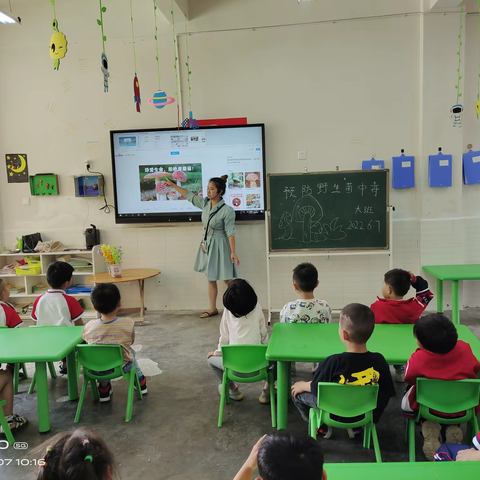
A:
200 310 218 318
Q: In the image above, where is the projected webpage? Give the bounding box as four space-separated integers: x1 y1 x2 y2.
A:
112 127 265 219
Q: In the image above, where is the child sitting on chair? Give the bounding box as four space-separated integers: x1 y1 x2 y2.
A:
234 431 326 480
82 284 147 403
0 279 23 374
371 269 433 383
0 369 28 436
402 314 480 461
31 262 84 374
280 263 331 374
291 303 396 439
207 279 269 403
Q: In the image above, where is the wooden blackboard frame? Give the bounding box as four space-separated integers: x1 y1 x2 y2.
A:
266 169 390 253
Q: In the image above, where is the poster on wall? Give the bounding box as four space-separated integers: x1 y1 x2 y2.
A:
5 154 29 183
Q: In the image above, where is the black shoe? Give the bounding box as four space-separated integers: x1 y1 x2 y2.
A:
98 384 112 403
316 425 332 439
58 362 67 375
134 379 148 394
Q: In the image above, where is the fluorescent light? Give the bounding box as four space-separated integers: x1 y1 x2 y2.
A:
0 10 19 25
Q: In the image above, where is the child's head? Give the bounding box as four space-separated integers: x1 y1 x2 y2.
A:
91 284 121 315
37 428 114 480
382 268 411 299
339 303 375 346
414 314 458 354
46 262 74 290
0 279 9 301
223 279 257 318
292 263 318 294
256 431 325 480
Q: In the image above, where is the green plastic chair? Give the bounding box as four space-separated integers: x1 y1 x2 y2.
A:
218 345 276 428
0 399 15 446
406 378 480 462
74 344 143 423
309 383 382 463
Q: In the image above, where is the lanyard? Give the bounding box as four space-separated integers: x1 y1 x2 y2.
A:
204 203 225 242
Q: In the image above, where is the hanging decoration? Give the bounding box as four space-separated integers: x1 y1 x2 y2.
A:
148 0 175 109
49 0 67 70
451 6 464 127
130 0 141 112
170 0 181 127
181 15 198 129
97 0 109 92
476 1 480 119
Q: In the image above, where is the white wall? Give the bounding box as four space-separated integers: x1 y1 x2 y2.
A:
0 0 478 312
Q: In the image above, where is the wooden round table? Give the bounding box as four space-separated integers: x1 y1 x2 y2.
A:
86 268 160 323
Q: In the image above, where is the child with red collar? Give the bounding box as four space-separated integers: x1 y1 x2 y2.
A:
371 269 434 382
0 279 23 375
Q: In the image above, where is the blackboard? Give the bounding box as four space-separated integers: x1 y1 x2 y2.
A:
268 170 389 251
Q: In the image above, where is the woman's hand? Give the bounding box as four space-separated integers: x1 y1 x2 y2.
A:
207 351 215 359
231 253 240 266
165 177 176 188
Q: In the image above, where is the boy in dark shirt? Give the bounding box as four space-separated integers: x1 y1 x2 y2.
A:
291 303 396 438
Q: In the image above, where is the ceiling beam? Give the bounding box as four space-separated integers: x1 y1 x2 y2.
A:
430 0 463 10
155 0 189 22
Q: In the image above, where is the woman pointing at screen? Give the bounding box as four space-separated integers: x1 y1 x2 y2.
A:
165 175 240 318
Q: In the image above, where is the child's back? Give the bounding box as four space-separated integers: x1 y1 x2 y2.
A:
371 269 433 324
0 279 23 328
32 262 83 326
292 304 395 428
403 314 480 414
280 263 331 324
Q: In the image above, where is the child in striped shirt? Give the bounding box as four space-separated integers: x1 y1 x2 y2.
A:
82 283 147 402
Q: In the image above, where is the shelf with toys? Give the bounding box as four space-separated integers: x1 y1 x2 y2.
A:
0 246 104 320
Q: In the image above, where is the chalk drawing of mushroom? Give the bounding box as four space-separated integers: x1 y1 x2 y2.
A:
311 220 326 242
322 217 347 241
279 211 293 240
172 170 187 187
292 195 323 243
246 172 259 188
145 171 171 201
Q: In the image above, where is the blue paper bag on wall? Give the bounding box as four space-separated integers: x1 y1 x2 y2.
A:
392 154 415 189
463 149 480 185
362 158 385 170
429 152 452 187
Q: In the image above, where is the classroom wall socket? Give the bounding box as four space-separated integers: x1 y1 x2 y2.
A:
156 276 163 287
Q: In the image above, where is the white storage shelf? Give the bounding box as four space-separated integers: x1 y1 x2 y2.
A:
0 246 105 320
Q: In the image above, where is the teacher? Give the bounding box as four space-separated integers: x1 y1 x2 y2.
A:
165 175 240 318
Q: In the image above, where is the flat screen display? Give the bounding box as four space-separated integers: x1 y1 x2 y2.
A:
110 124 266 223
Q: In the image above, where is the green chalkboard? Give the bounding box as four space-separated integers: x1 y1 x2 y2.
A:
268 170 389 251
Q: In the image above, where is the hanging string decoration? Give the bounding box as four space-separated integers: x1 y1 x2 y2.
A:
49 0 67 70
97 0 109 92
476 1 480 119
148 0 175 109
451 6 464 127
181 15 198 129
130 0 141 112
170 0 181 127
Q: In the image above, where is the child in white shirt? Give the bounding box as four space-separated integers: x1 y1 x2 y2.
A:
207 279 269 403
280 263 332 373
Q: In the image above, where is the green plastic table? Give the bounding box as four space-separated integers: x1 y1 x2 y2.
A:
0 326 84 433
266 323 480 430
423 264 480 325
326 461 480 479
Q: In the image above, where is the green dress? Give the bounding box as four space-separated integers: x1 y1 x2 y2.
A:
186 191 238 281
